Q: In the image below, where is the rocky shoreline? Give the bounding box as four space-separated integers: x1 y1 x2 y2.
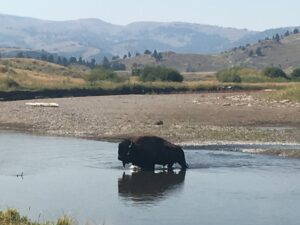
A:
0 93 300 151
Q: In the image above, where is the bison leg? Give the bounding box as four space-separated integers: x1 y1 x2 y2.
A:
167 163 174 170
142 164 155 171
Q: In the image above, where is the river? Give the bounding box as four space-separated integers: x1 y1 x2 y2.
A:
0 131 300 225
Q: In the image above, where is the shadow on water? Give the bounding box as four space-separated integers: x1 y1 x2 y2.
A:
118 170 185 204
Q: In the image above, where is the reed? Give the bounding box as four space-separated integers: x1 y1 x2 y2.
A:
0 209 73 225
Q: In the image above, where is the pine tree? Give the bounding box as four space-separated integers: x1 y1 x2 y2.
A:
101 56 110 69
78 57 83 65
144 49 152 55
275 33 280 42
69 57 77 64
90 59 96 69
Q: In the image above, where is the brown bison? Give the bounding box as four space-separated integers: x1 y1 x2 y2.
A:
118 136 188 170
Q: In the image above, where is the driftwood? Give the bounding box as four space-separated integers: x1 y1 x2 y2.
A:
25 102 59 107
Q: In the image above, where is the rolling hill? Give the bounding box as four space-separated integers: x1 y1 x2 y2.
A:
120 33 300 72
0 58 87 91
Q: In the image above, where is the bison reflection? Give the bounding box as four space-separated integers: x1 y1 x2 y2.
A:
118 171 185 203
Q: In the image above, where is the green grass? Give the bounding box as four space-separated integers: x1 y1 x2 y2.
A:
268 84 300 102
215 67 291 83
0 209 73 225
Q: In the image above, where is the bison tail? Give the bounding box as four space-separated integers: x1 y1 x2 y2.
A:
180 162 189 170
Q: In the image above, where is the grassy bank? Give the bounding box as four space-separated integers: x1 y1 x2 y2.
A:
0 81 289 101
268 84 300 102
0 209 72 225
1 58 300 101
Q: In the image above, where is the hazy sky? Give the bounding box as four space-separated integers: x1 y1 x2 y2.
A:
0 0 299 31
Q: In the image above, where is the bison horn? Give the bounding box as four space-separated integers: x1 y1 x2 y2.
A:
128 141 133 149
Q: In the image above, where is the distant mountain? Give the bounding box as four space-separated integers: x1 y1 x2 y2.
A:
0 14 298 64
0 14 254 60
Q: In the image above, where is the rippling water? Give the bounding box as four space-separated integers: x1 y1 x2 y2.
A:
0 131 300 225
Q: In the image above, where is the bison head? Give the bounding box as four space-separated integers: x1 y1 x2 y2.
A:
118 139 135 167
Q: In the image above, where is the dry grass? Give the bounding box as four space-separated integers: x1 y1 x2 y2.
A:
0 58 87 91
269 84 300 102
0 209 73 225
0 58 299 102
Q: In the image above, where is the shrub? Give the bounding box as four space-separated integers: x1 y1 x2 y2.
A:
4 78 20 89
132 68 142 76
140 66 183 82
291 68 300 80
262 67 288 79
110 62 126 71
0 209 73 225
85 67 123 84
216 68 242 83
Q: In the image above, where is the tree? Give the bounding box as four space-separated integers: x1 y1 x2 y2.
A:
128 52 131 58
291 68 300 80
111 62 126 71
262 67 288 79
152 50 158 59
46 54 54 63
157 52 163 61
90 58 96 69
62 57 68 66
140 66 183 82
284 30 290 37
216 68 242 83
248 50 254 57
186 64 194 72
293 28 299 34
275 33 280 42
57 56 62 65
78 57 83 65
111 55 120 61
256 47 263 56
144 49 152 55
101 56 110 69
152 50 163 62
69 56 77 64
85 67 121 85
132 68 142 76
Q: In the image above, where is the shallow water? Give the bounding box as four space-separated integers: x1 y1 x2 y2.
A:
1 132 300 225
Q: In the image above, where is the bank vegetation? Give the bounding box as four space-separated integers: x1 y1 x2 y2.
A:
1 58 300 102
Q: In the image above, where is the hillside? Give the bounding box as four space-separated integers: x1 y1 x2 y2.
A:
223 33 300 71
121 33 300 72
0 58 87 91
121 52 229 72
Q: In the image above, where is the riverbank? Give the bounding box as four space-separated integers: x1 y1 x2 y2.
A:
1 91 300 144
0 209 72 225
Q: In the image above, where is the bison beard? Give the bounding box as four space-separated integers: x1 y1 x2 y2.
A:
118 136 188 170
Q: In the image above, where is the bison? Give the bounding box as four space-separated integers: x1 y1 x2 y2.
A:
118 136 188 170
